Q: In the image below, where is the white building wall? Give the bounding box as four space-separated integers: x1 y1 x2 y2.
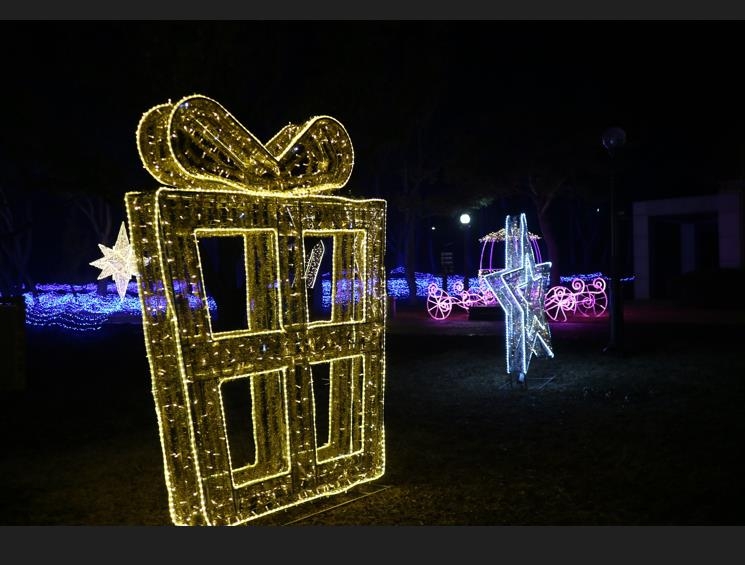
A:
718 191 743 269
632 192 742 300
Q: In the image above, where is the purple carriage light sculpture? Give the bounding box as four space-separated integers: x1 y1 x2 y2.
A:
543 276 608 322
426 228 543 320
426 227 608 322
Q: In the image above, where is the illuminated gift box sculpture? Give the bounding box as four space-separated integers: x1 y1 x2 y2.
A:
125 95 386 526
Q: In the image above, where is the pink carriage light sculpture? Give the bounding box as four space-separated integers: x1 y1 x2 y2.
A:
425 226 609 322
426 228 543 320
543 276 608 322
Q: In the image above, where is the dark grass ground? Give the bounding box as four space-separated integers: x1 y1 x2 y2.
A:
1 300 744 526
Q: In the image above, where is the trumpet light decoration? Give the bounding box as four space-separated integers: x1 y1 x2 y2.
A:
125 94 386 526
482 214 554 381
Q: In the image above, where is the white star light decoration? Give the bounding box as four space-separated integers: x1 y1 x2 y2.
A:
483 213 554 381
89 221 137 300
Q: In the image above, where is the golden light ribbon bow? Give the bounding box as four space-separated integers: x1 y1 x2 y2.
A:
136 94 354 196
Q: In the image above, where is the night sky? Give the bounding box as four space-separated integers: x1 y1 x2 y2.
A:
1 21 743 282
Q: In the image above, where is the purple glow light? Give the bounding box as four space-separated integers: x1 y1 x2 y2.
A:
544 277 608 322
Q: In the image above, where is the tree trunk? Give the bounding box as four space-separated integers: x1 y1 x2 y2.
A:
404 211 418 305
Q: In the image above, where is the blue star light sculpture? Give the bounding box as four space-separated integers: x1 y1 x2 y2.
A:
483 213 554 383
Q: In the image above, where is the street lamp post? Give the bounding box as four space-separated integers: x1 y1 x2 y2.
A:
460 213 471 291
601 127 626 354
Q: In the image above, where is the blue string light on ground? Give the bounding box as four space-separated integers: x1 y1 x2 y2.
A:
22 282 216 332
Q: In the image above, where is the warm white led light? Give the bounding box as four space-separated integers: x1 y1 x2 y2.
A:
125 95 386 526
136 94 354 197
304 240 325 289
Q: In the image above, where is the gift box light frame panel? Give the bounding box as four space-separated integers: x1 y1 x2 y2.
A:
125 187 386 526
